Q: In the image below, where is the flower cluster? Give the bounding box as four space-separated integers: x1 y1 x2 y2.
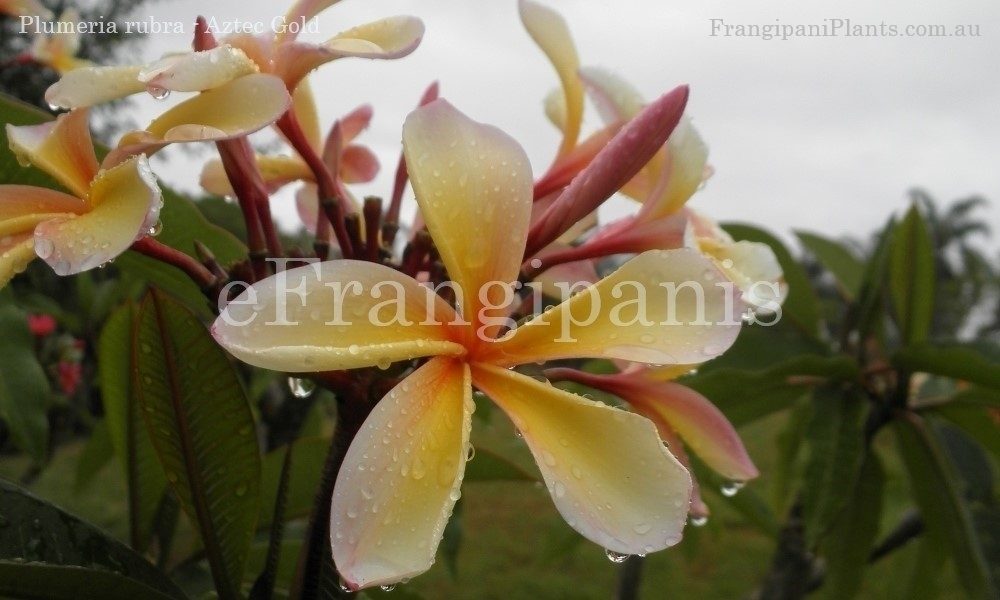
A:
1 0 786 592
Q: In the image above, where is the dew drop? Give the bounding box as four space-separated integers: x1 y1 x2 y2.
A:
380 585 396 592
147 220 163 237
690 515 708 527
720 480 745 497
466 444 475 462
633 522 652 535
148 85 171 100
605 549 630 563
287 377 316 399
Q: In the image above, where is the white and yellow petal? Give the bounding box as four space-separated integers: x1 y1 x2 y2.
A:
0 232 36 288
274 16 424 91
578 67 645 124
138 46 258 93
108 74 291 164
44 66 147 110
403 99 533 330
0 0 51 18
275 0 343 44
332 358 472 590
519 0 583 157
291 79 323 150
33 155 161 275
212 261 465 372
200 154 311 197
638 117 708 219
483 249 742 366
0 185 85 239
471 364 691 555
6 109 99 198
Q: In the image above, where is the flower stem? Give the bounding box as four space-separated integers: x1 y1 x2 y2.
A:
132 237 217 290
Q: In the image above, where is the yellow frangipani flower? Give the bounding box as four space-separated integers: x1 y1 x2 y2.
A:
212 100 745 590
1 110 162 287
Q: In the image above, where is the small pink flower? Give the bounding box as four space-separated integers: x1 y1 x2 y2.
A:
57 360 82 396
27 314 56 337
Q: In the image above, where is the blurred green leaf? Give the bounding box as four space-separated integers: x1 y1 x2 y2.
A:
800 385 867 545
820 453 884 600
894 413 996 598
259 436 328 527
683 354 859 427
932 403 1000 459
0 478 187 600
441 498 463 577
464 446 539 483
99 302 168 550
889 206 935 345
75 419 114 492
0 295 50 462
795 231 864 299
850 217 896 344
722 223 821 337
134 290 260 599
893 343 1000 391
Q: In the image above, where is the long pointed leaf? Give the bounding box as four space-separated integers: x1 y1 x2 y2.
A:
0 479 187 600
889 206 935 345
0 296 50 462
134 290 261 599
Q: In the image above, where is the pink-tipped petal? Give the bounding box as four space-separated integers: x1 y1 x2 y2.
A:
340 145 380 183
331 358 472 590
471 364 692 556
6 109 99 198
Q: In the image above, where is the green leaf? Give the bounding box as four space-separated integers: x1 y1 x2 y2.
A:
850 217 896 344
99 302 168 550
259 436 328 527
820 453 884 600
893 343 1000 390
0 478 187 600
894 413 996 598
683 354 859 427
933 403 1000 459
889 206 935 345
0 295 50 461
464 446 539 482
722 223 821 337
134 290 260 599
795 231 864 299
74 419 115 492
800 385 868 545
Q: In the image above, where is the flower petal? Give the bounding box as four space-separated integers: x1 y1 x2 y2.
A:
0 185 86 236
519 0 583 157
624 379 759 482
638 117 708 219
274 16 424 91
109 74 291 163
275 0 342 43
6 109 98 197
579 67 645 124
471 363 691 555
332 358 472 590
484 249 742 366
340 145 379 183
402 99 533 327
33 155 161 275
201 155 312 197
291 79 323 150
212 260 465 372
138 46 258 93
44 65 147 109
0 232 37 288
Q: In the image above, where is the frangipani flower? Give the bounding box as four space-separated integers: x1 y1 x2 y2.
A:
28 9 91 74
1 110 161 287
199 103 379 231
44 46 292 166
546 364 760 520
212 100 745 589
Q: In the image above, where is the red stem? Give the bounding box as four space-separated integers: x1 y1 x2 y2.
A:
217 143 269 281
132 237 216 290
278 111 354 258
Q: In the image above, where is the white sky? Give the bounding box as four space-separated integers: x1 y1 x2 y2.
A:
104 0 1000 250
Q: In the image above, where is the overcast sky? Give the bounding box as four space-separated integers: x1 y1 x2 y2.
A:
109 0 999 251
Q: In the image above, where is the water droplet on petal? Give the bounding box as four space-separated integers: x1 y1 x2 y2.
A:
380 585 396 592
147 219 163 237
148 85 171 100
690 515 708 527
605 549 631 563
720 480 745 497
466 444 475 462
